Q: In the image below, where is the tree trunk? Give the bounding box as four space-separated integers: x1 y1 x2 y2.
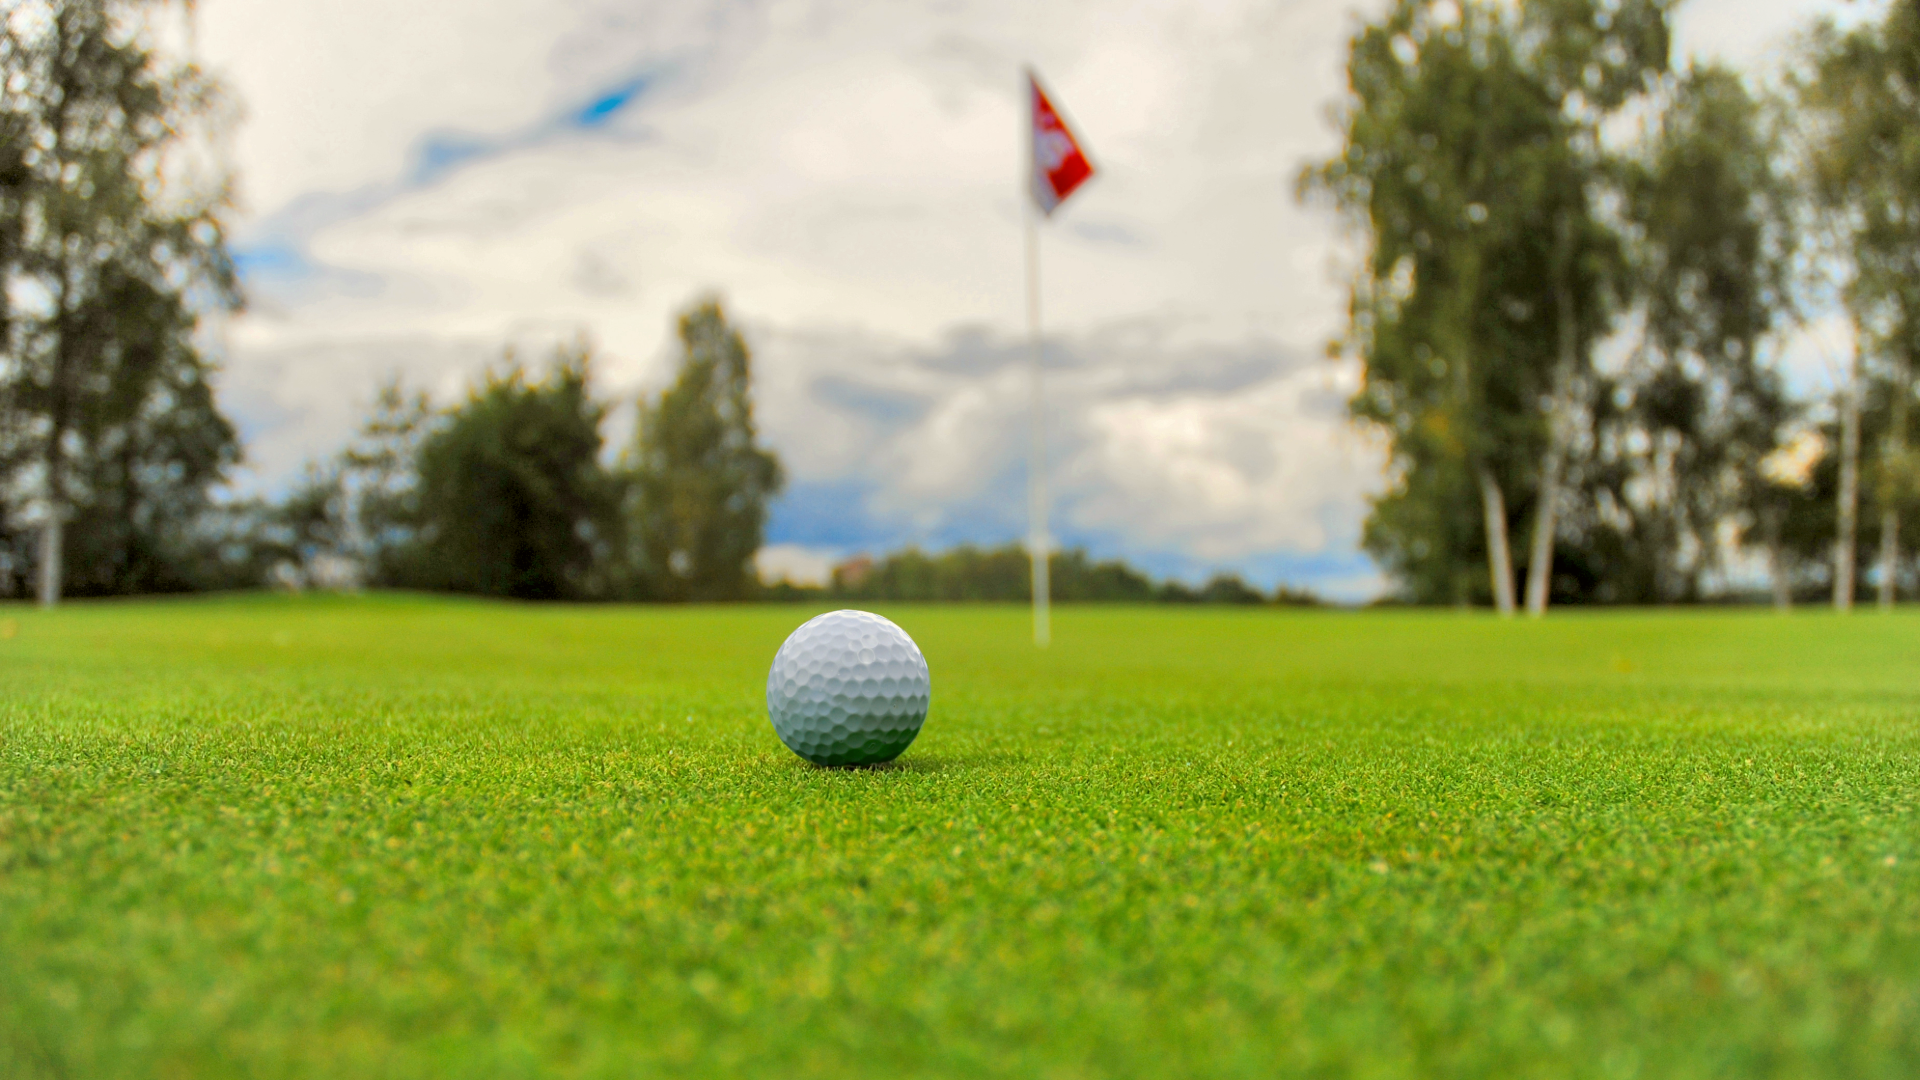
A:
1878 351 1909 611
37 238 72 605
37 403 68 607
1477 464 1516 616
1878 508 1899 609
1526 217 1579 618
1835 350 1861 612
1525 440 1563 616
1764 504 1790 612
1769 539 1791 611
36 516 61 607
38 12 73 609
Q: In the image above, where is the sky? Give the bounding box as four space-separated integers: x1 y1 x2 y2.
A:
194 0 1860 600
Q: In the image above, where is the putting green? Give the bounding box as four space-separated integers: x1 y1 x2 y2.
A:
2 595 1916 1077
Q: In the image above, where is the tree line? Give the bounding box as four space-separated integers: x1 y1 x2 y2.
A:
777 545 1319 606
258 301 784 602
1302 0 1920 611
266 338 1319 605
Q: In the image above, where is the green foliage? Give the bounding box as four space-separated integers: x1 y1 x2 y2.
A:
1361 446 1490 604
1631 66 1796 372
1157 572 1269 604
195 467 350 593
1775 381 1920 599
832 544 1031 601
1794 2 1920 596
627 300 784 601
1799 1 1920 372
399 343 622 601
1569 62 1799 603
1198 572 1269 604
1307 0 1826 606
2 597 1919 1076
337 380 433 586
1514 0 1673 110
47 267 241 595
1053 547 1162 602
0 0 242 599
269 302 789 603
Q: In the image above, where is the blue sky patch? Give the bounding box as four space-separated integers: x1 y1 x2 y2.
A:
572 77 652 129
232 242 314 281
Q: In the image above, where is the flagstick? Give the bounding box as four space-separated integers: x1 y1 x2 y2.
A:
1025 206 1050 647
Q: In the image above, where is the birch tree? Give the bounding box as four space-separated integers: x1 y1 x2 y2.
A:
0 0 239 604
1303 0 1663 611
1580 63 1798 603
1797 2 1920 609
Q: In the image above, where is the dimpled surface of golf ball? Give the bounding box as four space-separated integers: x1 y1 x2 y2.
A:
767 609 930 766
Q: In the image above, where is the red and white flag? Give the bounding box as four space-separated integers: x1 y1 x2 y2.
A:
1029 70 1094 216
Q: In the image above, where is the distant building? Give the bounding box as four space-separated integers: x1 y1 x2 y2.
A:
832 554 874 592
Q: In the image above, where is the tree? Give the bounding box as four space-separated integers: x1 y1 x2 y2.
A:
0 0 241 604
626 300 783 601
822 543 1296 604
339 378 431 586
1574 63 1798 603
1512 0 1670 615
1772 389 1920 602
1053 549 1158 602
404 343 622 601
56 268 241 595
239 462 351 591
1302 0 1663 611
1797 2 1920 609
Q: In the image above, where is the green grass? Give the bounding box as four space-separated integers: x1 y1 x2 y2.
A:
1 595 1917 1078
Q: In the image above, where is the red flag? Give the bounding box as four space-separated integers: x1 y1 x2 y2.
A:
1029 70 1094 216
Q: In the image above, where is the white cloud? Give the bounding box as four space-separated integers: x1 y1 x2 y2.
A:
747 320 1384 586
1670 0 1883 72
212 332 502 488
1070 361 1372 559
755 543 838 587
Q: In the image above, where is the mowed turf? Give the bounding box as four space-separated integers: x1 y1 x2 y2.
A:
1 596 1917 1078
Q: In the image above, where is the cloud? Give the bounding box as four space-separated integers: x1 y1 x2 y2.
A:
751 318 1385 588
209 0 1361 349
214 333 502 487
1670 0 1884 71
755 543 837 587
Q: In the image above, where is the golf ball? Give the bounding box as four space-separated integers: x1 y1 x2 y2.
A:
766 610 930 766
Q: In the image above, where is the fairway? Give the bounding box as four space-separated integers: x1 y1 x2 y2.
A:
2 597 1918 1078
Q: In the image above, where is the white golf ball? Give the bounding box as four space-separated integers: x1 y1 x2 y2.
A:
766 609 930 766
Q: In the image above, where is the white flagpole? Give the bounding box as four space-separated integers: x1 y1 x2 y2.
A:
1025 204 1050 647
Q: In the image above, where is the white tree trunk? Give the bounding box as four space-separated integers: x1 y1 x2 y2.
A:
1526 383 1572 616
1769 538 1791 611
1879 508 1899 610
1835 353 1861 612
1526 214 1579 618
1763 503 1790 611
1525 442 1562 617
1478 465 1516 616
37 517 61 608
1879 351 1909 611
